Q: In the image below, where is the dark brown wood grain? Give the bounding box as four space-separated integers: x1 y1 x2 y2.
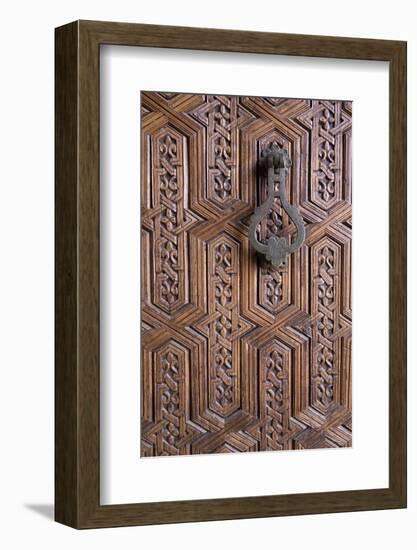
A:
55 21 79 527
55 20 406 529
140 92 352 457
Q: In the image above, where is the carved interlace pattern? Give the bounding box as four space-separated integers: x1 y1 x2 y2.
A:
213 243 235 409
262 343 289 450
211 101 233 201
159 350 181 454
297 100 351 209
143 339 196 456
314 244 337 407
158 135 179 306
153 132 182 312
146 125 200 318
193 235 253 417
195 96 238 204
191 96 253 207
265 271 283 307
317 108 336 202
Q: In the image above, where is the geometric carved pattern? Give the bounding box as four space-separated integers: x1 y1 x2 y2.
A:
191 96 254 208
312 238 341 411
141 91 352 456
208 237 240 415
152 130 186 313
259 338 291 451
297 100 351 209
153 342 189 456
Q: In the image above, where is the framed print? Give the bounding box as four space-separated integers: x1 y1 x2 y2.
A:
55 20 406 528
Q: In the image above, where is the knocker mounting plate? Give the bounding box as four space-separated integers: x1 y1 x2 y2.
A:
249 145 305 267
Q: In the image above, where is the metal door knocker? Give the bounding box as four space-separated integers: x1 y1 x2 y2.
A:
249 145 305 268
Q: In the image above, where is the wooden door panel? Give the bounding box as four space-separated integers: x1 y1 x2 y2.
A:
141 92 352 456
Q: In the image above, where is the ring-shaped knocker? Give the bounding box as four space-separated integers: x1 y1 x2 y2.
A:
249 145 305 268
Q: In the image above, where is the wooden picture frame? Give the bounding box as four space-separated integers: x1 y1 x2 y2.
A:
55 20 407 528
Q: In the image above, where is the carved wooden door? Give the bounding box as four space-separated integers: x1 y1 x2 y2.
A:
141 92 352 457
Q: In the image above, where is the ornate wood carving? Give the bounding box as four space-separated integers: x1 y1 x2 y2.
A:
311 238 341 411
152 129 186 313
141 92 352 457
259 338 291 451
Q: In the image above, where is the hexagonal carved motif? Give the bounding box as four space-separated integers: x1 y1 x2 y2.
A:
141 91 352 456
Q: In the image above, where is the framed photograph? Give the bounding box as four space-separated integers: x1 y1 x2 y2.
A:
55 20 406 528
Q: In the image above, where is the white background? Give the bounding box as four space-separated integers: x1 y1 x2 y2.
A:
0 0 415 548
101 47 389 503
